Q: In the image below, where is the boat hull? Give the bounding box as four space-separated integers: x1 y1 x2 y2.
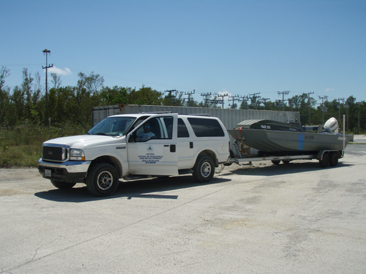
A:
228 128 352 153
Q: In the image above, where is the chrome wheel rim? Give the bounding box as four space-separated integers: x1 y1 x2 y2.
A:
97 171 113 190
201 161 212 178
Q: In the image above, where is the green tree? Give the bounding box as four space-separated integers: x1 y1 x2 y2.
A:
130 86 163 105
0 67 11 125
100 86 130 105
163 90 184 106
77 71 104 94
51 73 62 89
21 68 34 121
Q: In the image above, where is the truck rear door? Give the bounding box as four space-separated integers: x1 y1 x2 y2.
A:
127 114 179 176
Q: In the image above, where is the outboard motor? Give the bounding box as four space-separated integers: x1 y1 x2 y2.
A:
324 117 339 134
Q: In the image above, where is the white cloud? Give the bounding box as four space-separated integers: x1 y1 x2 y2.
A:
48 66 72 76
325 88 335 92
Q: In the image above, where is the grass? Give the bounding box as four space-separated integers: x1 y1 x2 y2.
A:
0 125 89 168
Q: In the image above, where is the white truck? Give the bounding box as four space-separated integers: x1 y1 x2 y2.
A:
38 113 230 196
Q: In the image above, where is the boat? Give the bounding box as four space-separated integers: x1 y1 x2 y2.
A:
228 118 353 156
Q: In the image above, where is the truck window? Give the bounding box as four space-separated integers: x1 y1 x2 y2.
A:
187 118 225 137
88 117 136 136
178 118 190 138
135 116 173 141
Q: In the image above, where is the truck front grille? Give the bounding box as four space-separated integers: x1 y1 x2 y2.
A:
42 145 68 162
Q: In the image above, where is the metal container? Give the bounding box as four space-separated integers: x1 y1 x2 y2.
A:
92 104 299 129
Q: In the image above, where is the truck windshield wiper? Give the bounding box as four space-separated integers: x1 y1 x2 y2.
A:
96 132 108 135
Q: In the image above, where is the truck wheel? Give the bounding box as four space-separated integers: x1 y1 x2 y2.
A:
271 160 280 165
51 179 76 189
329 152 339 167
319 153 330 168
193 155 215 183
87 163 119 196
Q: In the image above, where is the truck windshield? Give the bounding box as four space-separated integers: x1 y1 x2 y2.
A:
88 117 136 136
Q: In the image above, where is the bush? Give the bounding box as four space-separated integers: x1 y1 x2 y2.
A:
0 125 89 167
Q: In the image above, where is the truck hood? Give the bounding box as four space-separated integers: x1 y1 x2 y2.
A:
43 135 126 149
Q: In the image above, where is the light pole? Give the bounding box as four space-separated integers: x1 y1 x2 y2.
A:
344 103 349 132
42 49 53 126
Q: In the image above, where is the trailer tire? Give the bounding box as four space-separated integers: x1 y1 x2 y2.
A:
329 152 339 167
271 160 281 165
193 155 215 183
87 163 119 197
51 179 76 189
319 153 330 168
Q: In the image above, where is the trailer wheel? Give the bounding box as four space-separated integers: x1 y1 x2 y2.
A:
319 153 330 168
282 160 290 165
51 179 76 189
329 152 339 167
87 163 119 196
193 155 215 183
271 160 281 165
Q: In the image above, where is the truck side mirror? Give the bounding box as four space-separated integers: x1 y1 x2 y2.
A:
128 133 135 143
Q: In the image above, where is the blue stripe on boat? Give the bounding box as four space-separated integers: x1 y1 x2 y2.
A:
298 134 304 150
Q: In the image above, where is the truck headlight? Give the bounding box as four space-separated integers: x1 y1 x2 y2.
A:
70 149 85 161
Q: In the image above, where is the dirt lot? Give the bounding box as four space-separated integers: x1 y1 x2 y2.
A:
1 136 366 273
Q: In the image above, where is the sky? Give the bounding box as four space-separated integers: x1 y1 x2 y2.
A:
1 0 366 107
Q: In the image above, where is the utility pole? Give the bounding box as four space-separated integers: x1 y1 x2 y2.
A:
260 98 270 109
318 95 328 124
42 49 53 127
249 93 261 109
305 92 314 125
240 95 249 109
344 100 349 132
200 92 212 107
229 95 241 109
215 93 228 108
207 99 224 108
336 98 345 127
165 89 177 103
277 91 290 111
185 89 195 106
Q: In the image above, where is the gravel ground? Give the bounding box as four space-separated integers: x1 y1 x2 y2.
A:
0 135 366 273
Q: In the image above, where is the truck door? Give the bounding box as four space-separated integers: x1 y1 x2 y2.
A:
127 114 179 176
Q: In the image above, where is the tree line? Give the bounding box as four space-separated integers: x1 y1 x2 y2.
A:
1 66 365 132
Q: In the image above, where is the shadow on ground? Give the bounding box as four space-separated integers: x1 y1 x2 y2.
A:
223 160 352 177
34 175 230 203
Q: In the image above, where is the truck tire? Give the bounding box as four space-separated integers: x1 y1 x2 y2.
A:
87 163 119 197
51 179 76 189
319 152 330 168
271 160 280 165
193 155 215 183
329 152 339 167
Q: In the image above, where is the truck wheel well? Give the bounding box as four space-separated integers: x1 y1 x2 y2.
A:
198 150 218 166
89 156 122 178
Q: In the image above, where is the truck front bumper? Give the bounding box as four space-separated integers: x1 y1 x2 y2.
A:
38 159 91 184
